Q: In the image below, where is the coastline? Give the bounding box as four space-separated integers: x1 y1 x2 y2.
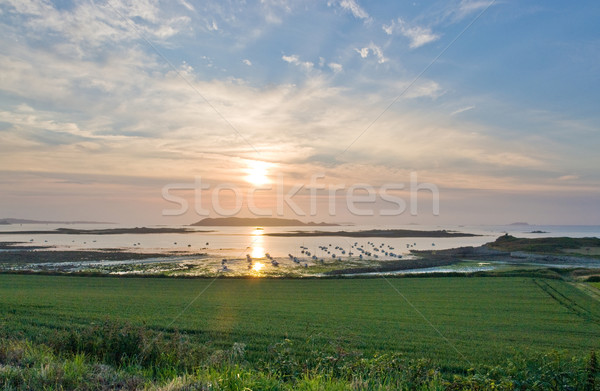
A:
2 234 599 279
265 229 479 238
0 227 212 235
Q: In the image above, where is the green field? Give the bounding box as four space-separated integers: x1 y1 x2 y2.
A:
2 274 600 389
2 275 600 362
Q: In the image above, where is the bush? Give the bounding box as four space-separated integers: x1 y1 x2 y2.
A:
3 325 599 390
49 322 208 371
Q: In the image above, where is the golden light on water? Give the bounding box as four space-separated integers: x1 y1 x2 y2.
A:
251 246 265 258
252 262 265 272
250 227 265 258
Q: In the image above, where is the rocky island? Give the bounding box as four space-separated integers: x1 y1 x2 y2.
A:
191 217 339 227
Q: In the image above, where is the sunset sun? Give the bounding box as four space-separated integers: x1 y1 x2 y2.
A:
244 160 270 186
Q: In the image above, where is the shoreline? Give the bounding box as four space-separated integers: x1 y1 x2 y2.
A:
265 229 480 238
0 227 212 235
1 235 599 278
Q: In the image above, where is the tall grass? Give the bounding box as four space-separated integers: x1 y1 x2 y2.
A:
2 322 599 390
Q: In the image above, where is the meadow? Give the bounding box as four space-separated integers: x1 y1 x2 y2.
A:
1 274 600 390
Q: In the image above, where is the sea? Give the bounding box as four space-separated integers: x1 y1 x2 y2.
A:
1 223 599 261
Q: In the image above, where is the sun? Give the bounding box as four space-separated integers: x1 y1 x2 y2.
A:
244 160 270 186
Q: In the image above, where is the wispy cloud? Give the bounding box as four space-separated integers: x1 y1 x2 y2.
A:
405 81 444 99
453 0 496 21
207 19 218 31
328 62 343 73
557 174 579 181
328 0 371 22
354 43 386 63
282 54 314 71
243 59 252 66
383 18 440 49
355 47 369 58
450 105 475 116
0 0 191 46
178 0 195 12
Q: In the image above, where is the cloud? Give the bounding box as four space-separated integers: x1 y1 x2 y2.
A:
282 54 314 71
328 62 343 73
207 20 218 31
383 18 440 48
0 0 191 46
328 0 371 22
178 0 195 12
382 23 394 35
404 80 444 99
355 47 369 58
260 0 292 24
454 0 495 21
0 106 92 140
0 34 546 188
354 43 386 63
429 0 497 25
282 54 297 63
557 175 579 181
450 105 475 116
1 0 596 225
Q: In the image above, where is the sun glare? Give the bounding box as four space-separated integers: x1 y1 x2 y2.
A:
251 246 265 259
252 262 265 272
244 160 270 186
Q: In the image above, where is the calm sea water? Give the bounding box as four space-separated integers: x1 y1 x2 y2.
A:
1 224 599 261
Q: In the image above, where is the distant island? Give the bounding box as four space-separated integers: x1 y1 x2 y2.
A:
266 229 479 238
0 218 114 225
0 227 207 235
509 222 530 226
191 217 339 227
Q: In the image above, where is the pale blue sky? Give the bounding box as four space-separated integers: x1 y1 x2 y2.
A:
0 0 598 225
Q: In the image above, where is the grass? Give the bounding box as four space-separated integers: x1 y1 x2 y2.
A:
2 275 600 363
2 344 598 390
2 274 600 389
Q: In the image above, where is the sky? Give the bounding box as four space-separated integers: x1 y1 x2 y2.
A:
0 0 599 225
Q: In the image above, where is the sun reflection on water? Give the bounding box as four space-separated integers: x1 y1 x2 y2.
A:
250 227 265 258
251 246 265 259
